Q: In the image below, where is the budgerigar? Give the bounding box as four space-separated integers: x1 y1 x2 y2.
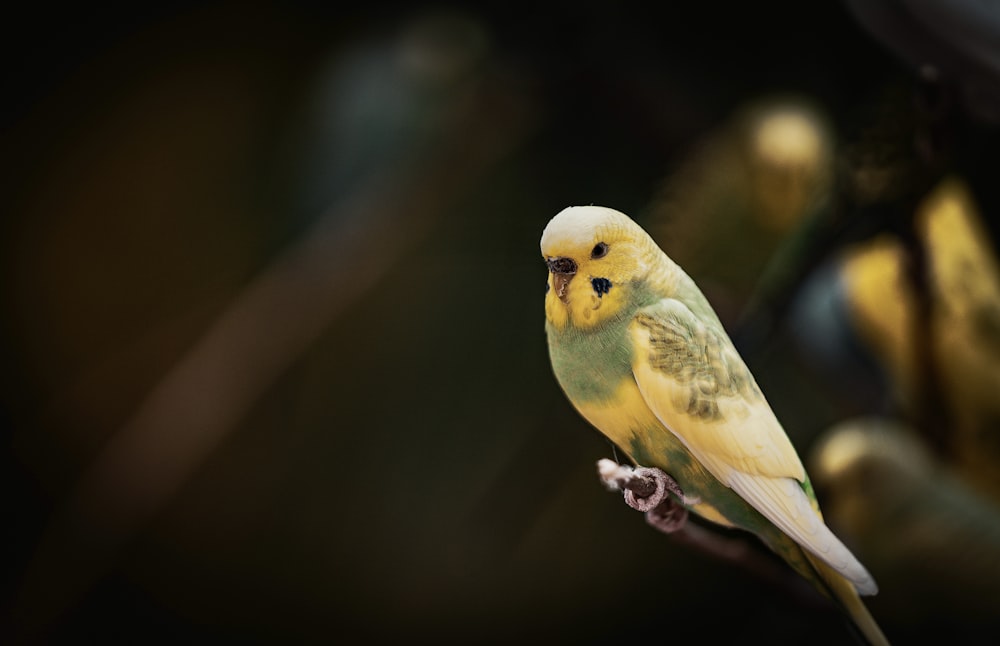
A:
541 205 888 645
838 178 1000 502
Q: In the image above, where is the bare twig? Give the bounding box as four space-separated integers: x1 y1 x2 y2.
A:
598 459 690 528
595 458 828 607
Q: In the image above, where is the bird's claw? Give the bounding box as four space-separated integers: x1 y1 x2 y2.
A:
597 459 692 532
645 494 689 533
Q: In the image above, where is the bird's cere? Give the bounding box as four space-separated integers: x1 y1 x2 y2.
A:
546 257 577 275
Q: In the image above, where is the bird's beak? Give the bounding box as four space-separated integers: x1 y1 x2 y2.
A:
546 256 577 304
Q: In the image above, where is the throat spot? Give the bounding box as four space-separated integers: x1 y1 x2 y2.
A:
591 277 612 297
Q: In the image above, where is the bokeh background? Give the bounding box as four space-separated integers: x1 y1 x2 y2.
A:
4 1 1000 643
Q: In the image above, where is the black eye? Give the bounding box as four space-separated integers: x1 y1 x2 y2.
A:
591 242 609 259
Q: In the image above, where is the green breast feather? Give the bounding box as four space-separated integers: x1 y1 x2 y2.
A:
545 279 654 404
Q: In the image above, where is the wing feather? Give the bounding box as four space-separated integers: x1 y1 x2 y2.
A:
630 298 804 480
630 297 877 594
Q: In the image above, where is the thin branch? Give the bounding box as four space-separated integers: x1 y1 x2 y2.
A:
596 458 832 609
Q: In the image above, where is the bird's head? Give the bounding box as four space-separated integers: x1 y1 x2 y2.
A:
541 206 668 329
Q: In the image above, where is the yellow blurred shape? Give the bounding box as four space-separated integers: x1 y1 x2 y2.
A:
813 417 933 484
748 105 831 232
810 416 1000 629
647 98 832 320
841 177 1000 500
840 234 918 407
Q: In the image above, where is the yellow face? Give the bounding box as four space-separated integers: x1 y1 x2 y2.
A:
540 206 653 329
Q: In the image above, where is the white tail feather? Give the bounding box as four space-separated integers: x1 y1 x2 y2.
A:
728 471 878 595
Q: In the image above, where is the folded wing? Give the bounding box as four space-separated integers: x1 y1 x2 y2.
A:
630 298 877 595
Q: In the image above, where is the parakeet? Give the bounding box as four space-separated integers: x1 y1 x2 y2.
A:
837 178 1000 502
810 417 1000 636
644 99 832 324
541 205 888 645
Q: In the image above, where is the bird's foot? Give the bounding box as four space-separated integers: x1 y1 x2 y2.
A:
596 460 816 600
597 459 693 532
645 493 689 534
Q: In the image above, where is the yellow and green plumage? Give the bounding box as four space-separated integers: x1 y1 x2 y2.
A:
542 206 888 645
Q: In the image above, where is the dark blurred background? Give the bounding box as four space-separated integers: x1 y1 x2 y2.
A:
3 1 1000 644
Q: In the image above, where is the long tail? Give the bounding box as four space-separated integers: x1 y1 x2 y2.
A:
804 550 890 646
